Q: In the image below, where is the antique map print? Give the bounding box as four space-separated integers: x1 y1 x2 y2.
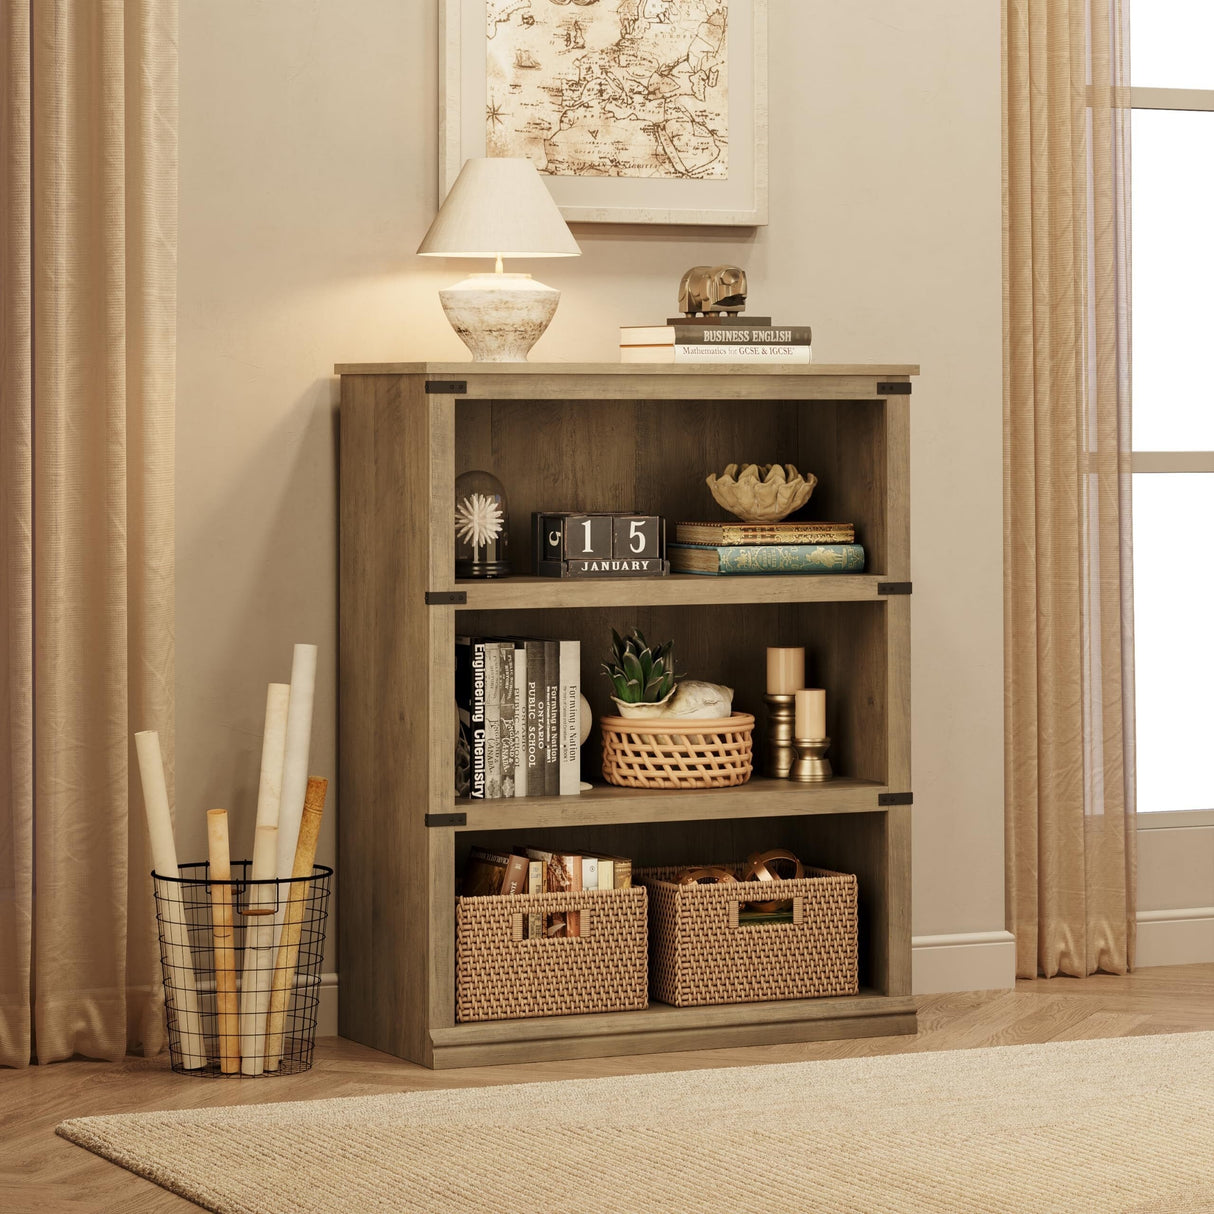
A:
485 0 729 180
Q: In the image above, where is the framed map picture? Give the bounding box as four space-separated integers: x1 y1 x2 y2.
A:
440 0 768 226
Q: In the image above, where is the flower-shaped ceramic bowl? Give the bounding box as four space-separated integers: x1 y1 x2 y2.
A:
705 463 817 523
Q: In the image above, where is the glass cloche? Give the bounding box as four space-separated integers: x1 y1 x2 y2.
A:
454 470 510 578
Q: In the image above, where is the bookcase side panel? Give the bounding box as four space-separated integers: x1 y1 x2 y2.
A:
884 397 911 581
338 373 434 1064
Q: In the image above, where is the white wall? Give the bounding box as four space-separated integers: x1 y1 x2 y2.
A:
178 1 1007 991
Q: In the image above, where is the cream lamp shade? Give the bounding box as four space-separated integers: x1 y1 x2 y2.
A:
417 157 580 362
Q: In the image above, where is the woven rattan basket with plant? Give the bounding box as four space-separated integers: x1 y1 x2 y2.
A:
599 628 750 789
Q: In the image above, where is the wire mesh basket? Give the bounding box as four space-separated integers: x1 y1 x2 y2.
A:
152 861 332 1077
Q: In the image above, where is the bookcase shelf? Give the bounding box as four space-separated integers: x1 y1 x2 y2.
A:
454 775 889 831
454 573 895 610
338 362 917 1069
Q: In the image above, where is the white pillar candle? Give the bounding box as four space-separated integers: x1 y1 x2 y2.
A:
766 647 805 695
134 731 207 1069
794 688 827 739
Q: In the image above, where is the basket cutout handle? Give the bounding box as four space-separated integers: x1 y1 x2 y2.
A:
728 897 804 928
512 908 593 941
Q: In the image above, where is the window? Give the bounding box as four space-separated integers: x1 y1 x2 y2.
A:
1130 1 1214 819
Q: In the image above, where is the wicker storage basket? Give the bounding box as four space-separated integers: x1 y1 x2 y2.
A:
455 885 648 1022
600 711 754 789
638 864 859 1007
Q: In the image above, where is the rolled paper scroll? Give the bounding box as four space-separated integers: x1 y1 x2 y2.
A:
240 824 279 1074
274 645 317 939
206 809 240 1073
264 776 327 1071
239 682 289 1074
134 731 207 1069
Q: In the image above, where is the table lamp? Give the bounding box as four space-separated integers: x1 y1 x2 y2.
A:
417 157 581 361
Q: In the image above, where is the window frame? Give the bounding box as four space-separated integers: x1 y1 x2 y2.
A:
1128 84 1214 815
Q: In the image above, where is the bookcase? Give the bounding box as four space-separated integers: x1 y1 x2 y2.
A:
337 362 917 1069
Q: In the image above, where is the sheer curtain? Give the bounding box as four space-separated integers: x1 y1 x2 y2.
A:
1003 0 1136 978
0 0 177 1066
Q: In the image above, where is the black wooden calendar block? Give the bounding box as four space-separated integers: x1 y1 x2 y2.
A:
532 512 667 578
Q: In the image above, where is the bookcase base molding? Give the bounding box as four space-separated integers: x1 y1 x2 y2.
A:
337 362 917 1070
427 997 918 1070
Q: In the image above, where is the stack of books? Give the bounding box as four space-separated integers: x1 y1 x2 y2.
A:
620 320 813 365
461 846 633 938
667 520 865 576
455 636 581 800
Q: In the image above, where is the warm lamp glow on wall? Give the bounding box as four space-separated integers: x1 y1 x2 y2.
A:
416 157 581 361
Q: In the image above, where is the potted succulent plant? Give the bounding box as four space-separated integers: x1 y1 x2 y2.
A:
601 628 678 719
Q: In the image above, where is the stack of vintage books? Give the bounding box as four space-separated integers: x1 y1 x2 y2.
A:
667 519 865 576
619 319 812 364
461 845 633 939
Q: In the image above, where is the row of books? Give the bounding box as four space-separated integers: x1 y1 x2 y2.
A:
461 845 633 938
455 636 580 801
667 519 865 576
619 322 813 365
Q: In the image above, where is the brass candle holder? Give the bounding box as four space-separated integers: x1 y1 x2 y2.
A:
764 693 796 779
789 736 833 782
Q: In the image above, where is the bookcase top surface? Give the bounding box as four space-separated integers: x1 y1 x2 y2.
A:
333 361 920 378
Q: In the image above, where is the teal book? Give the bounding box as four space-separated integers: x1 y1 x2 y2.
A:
668 542 866 575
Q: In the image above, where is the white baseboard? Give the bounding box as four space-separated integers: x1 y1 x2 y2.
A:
319 938 1022 1030
318 972 338 1037
911 929 1018 994
1136 908 1214 968
315 916 1206 1034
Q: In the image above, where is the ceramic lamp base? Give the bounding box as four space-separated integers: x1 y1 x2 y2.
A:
439 272 559 362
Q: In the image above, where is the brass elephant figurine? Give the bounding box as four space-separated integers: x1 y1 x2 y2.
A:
678 264 748 317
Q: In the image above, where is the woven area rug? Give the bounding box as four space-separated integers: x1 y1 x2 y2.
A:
58 1032 1214 1214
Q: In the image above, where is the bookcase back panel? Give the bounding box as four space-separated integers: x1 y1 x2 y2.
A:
454 398 889 576
460 811 889 995
457 601 889 787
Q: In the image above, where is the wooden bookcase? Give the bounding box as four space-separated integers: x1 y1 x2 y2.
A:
336 362 917 1069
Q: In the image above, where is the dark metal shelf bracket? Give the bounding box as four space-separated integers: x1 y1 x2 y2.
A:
876 381 912 395
425 590 467 605
878 792 913 807
425 380 468 395
425 812 467 827
877 582 912 596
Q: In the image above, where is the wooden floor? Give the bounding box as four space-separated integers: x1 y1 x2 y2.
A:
4 964 1213 1213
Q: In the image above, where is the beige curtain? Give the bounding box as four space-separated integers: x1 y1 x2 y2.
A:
0 0 177 1066
1004 0 1135 978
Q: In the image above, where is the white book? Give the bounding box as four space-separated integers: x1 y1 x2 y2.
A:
597 857 615 891
513 643 527 797
620 344 812 364
558 639 581 796
582 855 598 894
674 344 812 363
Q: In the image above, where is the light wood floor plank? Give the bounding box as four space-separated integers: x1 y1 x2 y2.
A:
3 964 1213 1214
